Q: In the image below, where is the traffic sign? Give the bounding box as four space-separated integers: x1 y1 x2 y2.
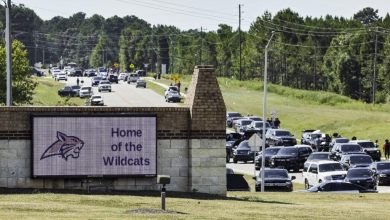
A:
248 133 262 152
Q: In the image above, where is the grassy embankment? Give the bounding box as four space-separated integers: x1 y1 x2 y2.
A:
150 75 390 148
31 77 86 106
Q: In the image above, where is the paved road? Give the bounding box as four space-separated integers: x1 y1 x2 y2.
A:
62 76 179 107
227 161 390 193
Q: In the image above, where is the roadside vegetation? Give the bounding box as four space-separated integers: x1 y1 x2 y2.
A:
31 77 85 106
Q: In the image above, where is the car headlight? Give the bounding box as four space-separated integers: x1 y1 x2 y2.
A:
379 174 387 177
324 176 332 181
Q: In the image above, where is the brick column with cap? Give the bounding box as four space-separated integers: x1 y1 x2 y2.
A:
186 65 227 195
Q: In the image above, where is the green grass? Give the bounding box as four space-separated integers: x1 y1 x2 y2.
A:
31 77 86 106
0 191 389 219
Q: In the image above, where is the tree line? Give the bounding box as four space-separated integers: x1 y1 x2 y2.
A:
1 4 390 103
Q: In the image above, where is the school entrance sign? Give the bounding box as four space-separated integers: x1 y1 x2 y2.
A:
32 115 157 177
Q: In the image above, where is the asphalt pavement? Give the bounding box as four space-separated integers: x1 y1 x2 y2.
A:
62 76 179 107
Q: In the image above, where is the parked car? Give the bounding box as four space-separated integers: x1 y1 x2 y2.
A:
136 70 146 76
127 73 139 83
165 90 181 102
164 86 179 97
55 73 68 81
306 152 331 162
79 86 93 98
68 68 83 77
90 95 104 106
330 143 364 161
226 141 236 163
83 69 96 77
266 129 297 146
306 130 324 151
307 181 377 193
248 121 271 133
226 112 242 128
255 146 282 170
119 73 128 81
254 168 295 192
303 160 347 189
244 116 262 122
91 76 102 86
233 119 254 133
98 80 112 92
339 154 373 170
301 129 316 145
108 74 119 84
270 145 312 172
51 68 61 78
70 85 81 97
329 137 350 150
345 168 376 190
350 140 381 161
58 86 77 97
98 67 108 78
136 79 147 88
232 140 256 163
370 161 390 185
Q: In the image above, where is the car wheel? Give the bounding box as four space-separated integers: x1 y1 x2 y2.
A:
233 159 238 163
244 161 247 164
98 89 101 92
109 90 111 92
304 179 310 189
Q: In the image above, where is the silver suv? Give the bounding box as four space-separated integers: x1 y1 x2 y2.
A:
98 80 112 92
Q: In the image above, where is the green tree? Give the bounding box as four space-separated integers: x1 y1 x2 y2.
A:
0 40 37 105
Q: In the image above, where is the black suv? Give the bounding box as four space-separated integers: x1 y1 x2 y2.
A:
330 143 364 161
340 154 373 170
232 140 256 163
265 129 297 146
350 140 381 161
270 145 312 172
91 76 102 86
255 147 282 170
108 74 119 84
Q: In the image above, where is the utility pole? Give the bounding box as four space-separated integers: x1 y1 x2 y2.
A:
199 26 203 65
5 0 12 106
42 47 45 66
239 4 242 81
372 27 378 104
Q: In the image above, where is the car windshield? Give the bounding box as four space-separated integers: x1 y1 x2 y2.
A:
336 138 349 143
241 120 252 126
255 122 270 128
264 148 281 156
341 145 361 152
311 134 322 138
319 163 344 172
228 113 241 117
358 142 375 148
350 156 373 164
100 81 110 85
275 131 291 136
377 163 390 170
347 169 372 178
81 87 91 91
309 153 330 160
238 141 250 149
98 67 106 72
277 148 297 156
92 96 101 99
263 170 288 178
94 77 101 80
71 86 80 89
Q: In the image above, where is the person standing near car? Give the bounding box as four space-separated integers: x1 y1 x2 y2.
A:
384 139 390 160
77 77 80 86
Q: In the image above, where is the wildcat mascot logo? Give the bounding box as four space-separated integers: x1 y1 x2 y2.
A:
40 131 85 161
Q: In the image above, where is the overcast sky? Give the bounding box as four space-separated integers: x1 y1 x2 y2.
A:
12 0 390 31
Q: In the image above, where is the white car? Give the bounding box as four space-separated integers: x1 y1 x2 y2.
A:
164 86 179 97
79 86 93 98
51 69 61 78
303 160 347 189
118 73 128 81
98 80 111 92
90 95 104 106
55 73 68 81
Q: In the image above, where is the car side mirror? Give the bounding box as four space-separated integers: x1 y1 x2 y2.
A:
291 176 296 180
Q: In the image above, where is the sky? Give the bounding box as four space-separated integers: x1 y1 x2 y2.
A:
11 0 390 31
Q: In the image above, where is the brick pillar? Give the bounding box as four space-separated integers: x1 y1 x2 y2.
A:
186 66 227 195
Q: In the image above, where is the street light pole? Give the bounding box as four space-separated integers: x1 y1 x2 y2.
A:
5 0 12 106
261 31 275 192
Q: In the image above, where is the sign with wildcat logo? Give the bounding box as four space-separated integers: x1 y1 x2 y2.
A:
32 115 157 177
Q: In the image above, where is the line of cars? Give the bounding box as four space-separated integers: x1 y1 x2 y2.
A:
226 111 388 193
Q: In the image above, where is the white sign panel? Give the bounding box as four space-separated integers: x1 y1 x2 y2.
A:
32 115 157 177
248 133 263 152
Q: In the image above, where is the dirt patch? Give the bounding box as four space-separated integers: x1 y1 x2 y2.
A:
127 208 187 215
